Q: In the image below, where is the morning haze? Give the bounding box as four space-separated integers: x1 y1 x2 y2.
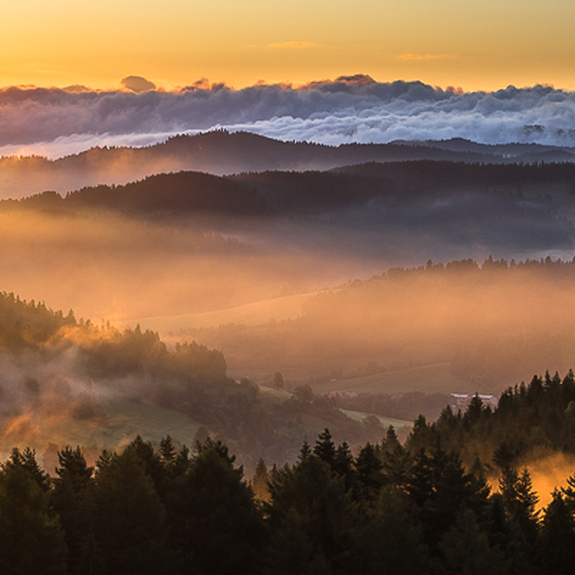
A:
2 1 575 573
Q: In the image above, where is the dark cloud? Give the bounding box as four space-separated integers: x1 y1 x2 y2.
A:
1 78 575 157
121 76 157 93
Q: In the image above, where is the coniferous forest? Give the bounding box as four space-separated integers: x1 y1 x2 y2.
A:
5 372 575 575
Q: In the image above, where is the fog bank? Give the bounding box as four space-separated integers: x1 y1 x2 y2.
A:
2 78 575 158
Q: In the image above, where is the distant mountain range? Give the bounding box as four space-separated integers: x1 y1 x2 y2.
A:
3 130 575 199
4 158 575 261
6 157 574 217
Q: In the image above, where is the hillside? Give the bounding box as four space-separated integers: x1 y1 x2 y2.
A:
3 130 575 198
180 258 575 398
3 159 574 260
0 292 400 472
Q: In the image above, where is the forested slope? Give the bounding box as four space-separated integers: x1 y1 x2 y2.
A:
185 258 575 394
5 130 575 198
0 292 387 470
3 417 575 575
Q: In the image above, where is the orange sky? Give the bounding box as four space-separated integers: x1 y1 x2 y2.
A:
1 0 574 92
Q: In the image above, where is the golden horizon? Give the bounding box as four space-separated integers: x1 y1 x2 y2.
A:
2 0 574 94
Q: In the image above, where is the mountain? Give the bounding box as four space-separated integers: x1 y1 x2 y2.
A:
4 159 574 261
179 258 575 398
3 130 575 199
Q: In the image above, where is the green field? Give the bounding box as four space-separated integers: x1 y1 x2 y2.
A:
309 363 478 396
0 400 202 471
258 384 413 434
132 291 323 335
340 409 412 430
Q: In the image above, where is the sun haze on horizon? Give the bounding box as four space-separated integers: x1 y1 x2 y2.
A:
1 0 574 93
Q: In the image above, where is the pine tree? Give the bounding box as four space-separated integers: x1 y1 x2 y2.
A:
498 467 540 572
405 448 434 509
267 452 358 573
52 446 97 575
355 442 384 504
381 443 412 489
313 428 336 469
92 447 168 575
159 435 176 464
252 458 271 504
176 439 264 575
381 425 400 453
540 490 575 575
333 441 356 492
0 456 67 575
422 448 490 550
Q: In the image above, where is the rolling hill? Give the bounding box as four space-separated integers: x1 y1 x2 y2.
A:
3 130 575 198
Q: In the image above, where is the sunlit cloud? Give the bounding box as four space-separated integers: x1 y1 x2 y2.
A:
267 41 319 49
120 75 157 93
397 53 458 60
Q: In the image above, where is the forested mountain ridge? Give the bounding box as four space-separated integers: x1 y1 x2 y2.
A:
3 129 575 199
184 257 575 394
2 159 573 288
6 159 575 220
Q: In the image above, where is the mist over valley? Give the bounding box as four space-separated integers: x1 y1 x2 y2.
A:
2 116 575 572
7 0 575 567
2 138 575 462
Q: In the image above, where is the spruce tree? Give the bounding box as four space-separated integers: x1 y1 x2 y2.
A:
0 455 67 575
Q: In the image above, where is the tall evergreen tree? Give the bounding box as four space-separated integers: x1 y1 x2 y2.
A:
354 443 384 504
92 447 168 575
498 467 540 573
0 454 67 575
313 428 336 469
540 490 575 575
333 441 356 493
252 457 271 504
52 446 98 575
267 452 358 574
176 438 264 575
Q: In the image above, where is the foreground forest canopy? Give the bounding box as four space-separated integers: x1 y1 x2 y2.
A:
5 413 575 575
4 267 575 572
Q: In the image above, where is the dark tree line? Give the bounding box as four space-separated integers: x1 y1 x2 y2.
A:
407 370 575 470
3 423 575 575
0 438 262 575
6 156 575 223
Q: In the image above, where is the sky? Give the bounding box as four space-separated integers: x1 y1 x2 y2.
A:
2 0 575 158
1 0 575 92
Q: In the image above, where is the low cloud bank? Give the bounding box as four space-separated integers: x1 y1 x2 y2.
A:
2 77 575 158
